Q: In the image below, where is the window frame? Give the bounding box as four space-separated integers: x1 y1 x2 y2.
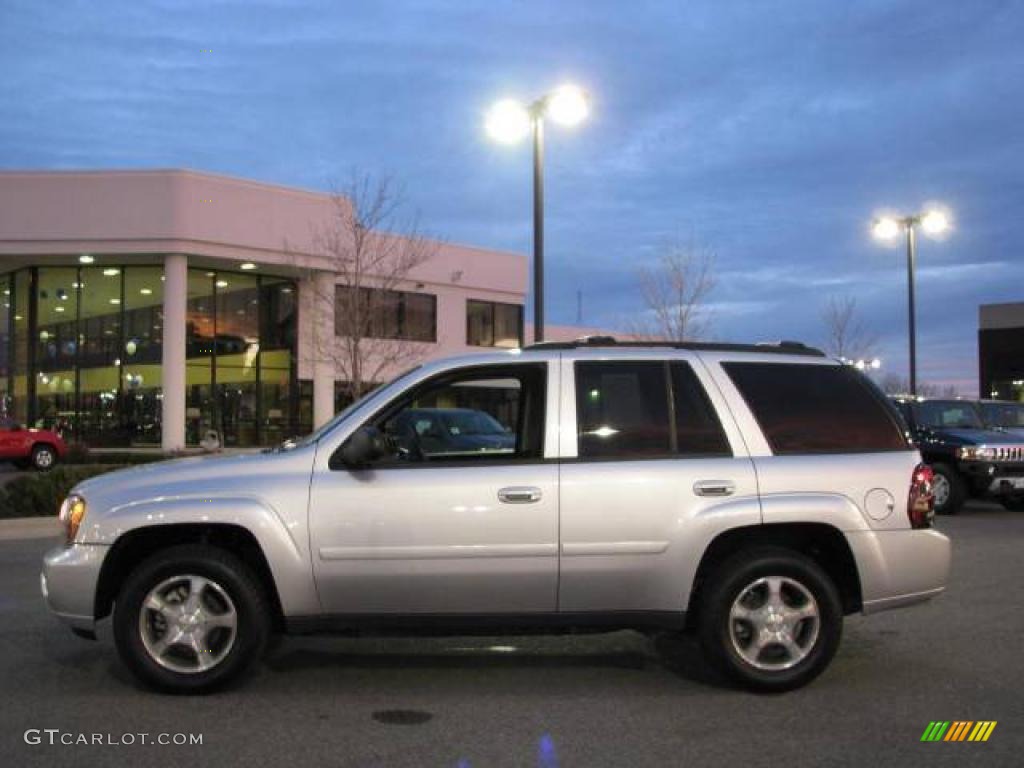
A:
331 362 549 470
465 299 525 348
572 359 734 463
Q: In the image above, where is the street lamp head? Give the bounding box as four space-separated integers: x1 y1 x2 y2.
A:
921 209 950 236
546 84 589 127
872 217 901 241
485 98 531 144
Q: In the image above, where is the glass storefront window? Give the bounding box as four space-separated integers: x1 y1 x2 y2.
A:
78 266 124 443
122 267 164 444
186 271 215 445
0 275 9 417
214 273 259 446
12 272 31 423
2 263 298 448
34 268 79 433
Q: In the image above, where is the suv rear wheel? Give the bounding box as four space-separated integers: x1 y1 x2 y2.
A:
113 544 270 693
697 547 842 692
930 463 965 515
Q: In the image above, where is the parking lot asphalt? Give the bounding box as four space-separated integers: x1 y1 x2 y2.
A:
1 504 1022 768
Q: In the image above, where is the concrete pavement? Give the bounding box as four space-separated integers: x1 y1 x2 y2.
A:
1 505 1021 767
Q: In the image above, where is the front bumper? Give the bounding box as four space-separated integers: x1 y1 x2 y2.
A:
960 460 1024 495
846 528 951 614
41 543 108 633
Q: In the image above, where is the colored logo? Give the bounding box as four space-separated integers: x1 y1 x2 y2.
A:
921 721 997 742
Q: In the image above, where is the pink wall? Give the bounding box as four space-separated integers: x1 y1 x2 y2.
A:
0 169 526 296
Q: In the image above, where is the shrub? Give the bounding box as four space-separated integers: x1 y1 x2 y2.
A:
0 465 129 519
62 445 167 465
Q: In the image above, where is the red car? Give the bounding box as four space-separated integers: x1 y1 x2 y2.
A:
0 418 66 471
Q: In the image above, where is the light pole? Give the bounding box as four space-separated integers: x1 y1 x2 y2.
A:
486 85 590 343
872 209 951 395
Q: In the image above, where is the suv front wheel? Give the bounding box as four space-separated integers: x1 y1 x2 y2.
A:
697 547 842 692
113 544 270 693
930 463 965 515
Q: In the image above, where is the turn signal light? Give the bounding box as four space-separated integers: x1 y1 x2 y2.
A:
58 494 87 543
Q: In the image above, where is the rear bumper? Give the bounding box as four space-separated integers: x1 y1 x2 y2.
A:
846 528 951 614
41 543 107 633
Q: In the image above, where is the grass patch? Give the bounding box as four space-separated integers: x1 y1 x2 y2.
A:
0 465 130 519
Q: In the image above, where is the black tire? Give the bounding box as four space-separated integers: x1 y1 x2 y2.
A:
113 544 270 694
931 463 966 515
697 547 843 693
30 443 57 472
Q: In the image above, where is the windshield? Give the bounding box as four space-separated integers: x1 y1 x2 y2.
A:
276 366 422 450
440 410 508 436
913 400 985 430
981 402 1024 428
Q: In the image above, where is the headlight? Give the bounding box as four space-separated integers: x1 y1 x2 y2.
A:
958 445 995 461
58 494 87 543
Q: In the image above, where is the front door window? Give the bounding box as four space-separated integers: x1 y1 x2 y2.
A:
371 364 546 465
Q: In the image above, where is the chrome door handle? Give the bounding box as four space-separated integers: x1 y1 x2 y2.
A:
693 480 736 497
498 486 542 504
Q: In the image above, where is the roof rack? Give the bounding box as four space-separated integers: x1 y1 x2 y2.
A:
523 335 826 357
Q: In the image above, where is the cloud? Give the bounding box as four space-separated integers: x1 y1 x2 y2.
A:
2 0 1022 394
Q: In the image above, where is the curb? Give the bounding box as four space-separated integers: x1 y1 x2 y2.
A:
0 517 62 541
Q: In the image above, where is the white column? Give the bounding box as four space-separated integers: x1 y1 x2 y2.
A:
161 253 187 452
312 271 336 429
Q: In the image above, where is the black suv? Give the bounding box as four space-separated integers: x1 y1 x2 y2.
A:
891 397 1024 514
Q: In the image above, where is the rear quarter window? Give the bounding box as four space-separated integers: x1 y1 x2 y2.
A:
722 362 910 455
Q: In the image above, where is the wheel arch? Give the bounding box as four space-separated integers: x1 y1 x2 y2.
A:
685 522 863 630
95 523 285 631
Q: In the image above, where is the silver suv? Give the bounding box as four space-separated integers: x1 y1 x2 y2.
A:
42 339 950 693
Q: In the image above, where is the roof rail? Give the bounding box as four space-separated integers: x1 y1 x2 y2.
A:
523 336 826 357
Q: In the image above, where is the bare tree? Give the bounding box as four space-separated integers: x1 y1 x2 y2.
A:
303 173 440 402
631 243 716 341
821 295 879 361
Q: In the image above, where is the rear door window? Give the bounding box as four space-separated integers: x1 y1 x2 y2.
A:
722 362 909 455
575 360 731 459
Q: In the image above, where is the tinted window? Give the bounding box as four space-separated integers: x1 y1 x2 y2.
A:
372 364 545 464
671 363 732 456
577 361 670 458
576 361 731 459
913 400 984 429
723 363 909 455
981 401 1024 428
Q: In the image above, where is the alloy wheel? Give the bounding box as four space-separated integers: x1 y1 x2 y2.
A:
932 474 950 509
139 574 237 674
728 575 820 671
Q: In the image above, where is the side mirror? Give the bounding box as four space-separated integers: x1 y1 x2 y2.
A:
335 425 386 469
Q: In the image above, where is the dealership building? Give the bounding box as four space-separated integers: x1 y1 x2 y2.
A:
0 169 532 451
979 301 1024 401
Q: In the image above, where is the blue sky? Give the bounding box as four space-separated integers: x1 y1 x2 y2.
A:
3 0 1023 391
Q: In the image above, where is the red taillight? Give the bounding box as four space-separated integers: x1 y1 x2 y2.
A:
908 463 935 529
